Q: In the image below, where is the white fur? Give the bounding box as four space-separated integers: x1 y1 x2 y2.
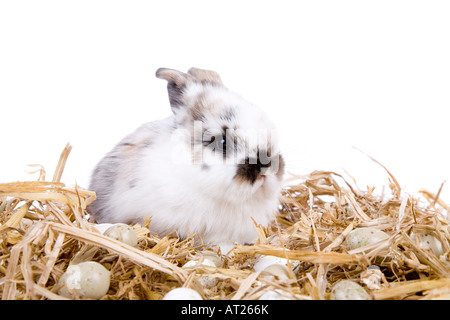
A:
88 69 284 252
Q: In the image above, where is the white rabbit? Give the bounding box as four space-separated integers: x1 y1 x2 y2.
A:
88 67 285 252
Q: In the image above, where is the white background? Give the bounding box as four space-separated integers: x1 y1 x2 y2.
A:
1 1 449 201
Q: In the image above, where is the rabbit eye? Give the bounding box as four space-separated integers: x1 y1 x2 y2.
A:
220 135 226 149
203 134 227 156
215 135 227 155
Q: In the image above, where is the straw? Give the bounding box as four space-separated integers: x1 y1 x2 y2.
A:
0 144 449 299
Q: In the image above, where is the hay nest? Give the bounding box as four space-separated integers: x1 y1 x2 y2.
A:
0 144 449 300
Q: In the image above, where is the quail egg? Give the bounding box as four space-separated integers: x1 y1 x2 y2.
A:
344 227 389 251
411 232 444 256
103 223 138 247
182 259 217 288
163 287 203 300
330 279 372 300
261 264 291 281
58 261 110 299
253 253 298 272
198 250 223 268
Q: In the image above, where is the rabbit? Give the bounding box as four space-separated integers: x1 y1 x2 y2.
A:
87 67 285 253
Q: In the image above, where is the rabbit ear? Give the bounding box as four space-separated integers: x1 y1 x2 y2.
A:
188 67 223 86
156 68 194 109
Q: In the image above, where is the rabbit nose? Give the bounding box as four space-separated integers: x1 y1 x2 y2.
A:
248 157 271 170
234 156 271 185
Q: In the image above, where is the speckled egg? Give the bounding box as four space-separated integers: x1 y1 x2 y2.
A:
103 223 138 247
253 253 299 272
58 261 110 299
344 227 389 251
411 232 444 256
198 250 223 268
182 259 217 288
330 280 372 300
